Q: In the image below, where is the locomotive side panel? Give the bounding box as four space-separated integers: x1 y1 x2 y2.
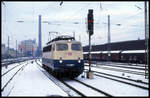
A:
42 44 55 70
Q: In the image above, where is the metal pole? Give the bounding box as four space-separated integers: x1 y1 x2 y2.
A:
49 32 51 41
89 33 91 72
25 40 26 57
146 1 149 78
144 1 148 79
16 40 17 58
73 31 75 39
32 45 33 58
6 36 9 68
8 36 9 58
107 15 111 62
38 15 42 57
87 9 94 79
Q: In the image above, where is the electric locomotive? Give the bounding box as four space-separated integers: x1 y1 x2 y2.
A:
42 35 84 78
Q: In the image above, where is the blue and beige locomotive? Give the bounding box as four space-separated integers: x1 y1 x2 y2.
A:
42 35 84 78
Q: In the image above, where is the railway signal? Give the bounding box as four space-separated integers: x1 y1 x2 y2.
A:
87 9 94 36
87 9 94 79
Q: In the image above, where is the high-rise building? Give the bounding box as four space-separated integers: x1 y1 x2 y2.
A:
18 39 37 57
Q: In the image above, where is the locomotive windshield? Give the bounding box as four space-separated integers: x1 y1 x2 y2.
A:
56 44 68 51
71 44 81 51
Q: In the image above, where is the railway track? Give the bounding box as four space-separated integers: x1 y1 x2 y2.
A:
59 80 86 97
37 60 147 86
91 61 145 67
35 61 81 97
85 62 145 71
1 62 28 92
92 72 148 90
110 62 145 67
2 63 23 76
84 67 148 89
100 64 145 70
84 66 149 90
61 71 148 97
60 79 113 97
2 59 27 67
86 69 148 85
35 61 114 97
74 79 112 97
85 64 145 76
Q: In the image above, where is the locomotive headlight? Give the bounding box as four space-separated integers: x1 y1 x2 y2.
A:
78 57 81 63
59 60 62 63
78 60 81 63
59 57 62 63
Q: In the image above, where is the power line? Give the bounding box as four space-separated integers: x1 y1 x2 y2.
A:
135 5 142 10
113 11 144 24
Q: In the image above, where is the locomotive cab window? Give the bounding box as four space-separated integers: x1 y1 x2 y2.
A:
56 44 68 51
71 44 81 51
43 45 52 52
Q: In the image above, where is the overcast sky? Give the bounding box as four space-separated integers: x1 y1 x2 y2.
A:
1 1 147 49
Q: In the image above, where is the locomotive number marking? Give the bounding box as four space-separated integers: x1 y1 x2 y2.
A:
66 64 74 66
68 52 72 56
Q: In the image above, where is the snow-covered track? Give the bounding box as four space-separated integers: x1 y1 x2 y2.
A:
35 60 112 97
90 70 148 85
96 66 145 75
1 63 28 92
73 79 113 97
35 61 82 97
111 62 145 67
85 64 145 76
99 64 145 71
60 80 86 97
35 60 148 96
84 69 148 90
94 73 148 90
2 64 22 76
89 61 145 67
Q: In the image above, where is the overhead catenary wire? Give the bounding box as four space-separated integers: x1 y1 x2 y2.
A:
52 3 94 28
48 2 95 38
3 2 146 48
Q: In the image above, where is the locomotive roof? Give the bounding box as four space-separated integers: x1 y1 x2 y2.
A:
44 39 81 48
48 40 81 45
47 35 75 45
54 40 81 43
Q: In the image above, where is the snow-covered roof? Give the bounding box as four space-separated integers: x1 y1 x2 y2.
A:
83 50 121 54
122 50 145 53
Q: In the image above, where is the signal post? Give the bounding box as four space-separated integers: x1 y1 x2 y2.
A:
87 9 94 79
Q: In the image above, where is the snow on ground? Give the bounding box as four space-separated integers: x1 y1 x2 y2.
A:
2 59 149 97
84 66 148 83
2 62 25 89
65 79 105 96
36 59 149 96
98 65 145 73
101 63 145 70
85 63 145 73
76 75 149 96
2 61 25 75
2 60 68 97
2 61 29 96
